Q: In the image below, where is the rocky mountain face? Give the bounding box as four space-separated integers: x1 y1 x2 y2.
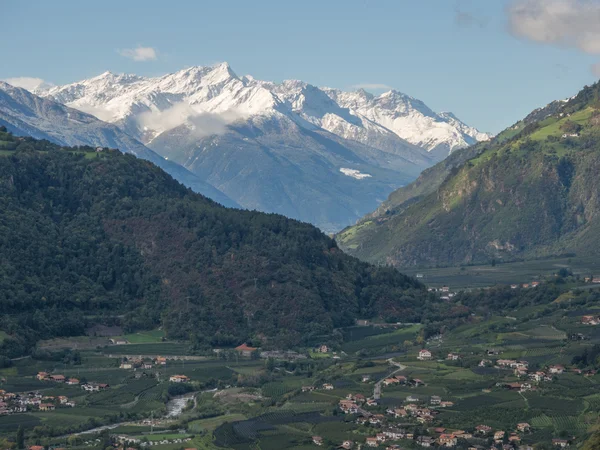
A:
36 63 490 232
337 82 600 267
0 82 239 208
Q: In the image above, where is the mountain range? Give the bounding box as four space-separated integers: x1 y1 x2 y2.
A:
337 82 600 267
0 81 239 208
17 63 490 232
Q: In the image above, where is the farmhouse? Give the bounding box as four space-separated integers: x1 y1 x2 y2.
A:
155 356 167 365
317 344 329 353
366 437 379 447
548 365 564 375
66 378 79 385
169 375 190 383
362 375 371 382
430 395 441 405
417 349 432 360
36 372 48 381
39 403 55 411
120 363 132 369
476 425 492 434
312 436 323 446
446 353 460 361
49 374 65 382
517 423 531 432
340 440 353 449
416 436 435 447
552 439 569 447
322 383 334 390
438 434 457 447
302 386 315 392
494 431 506 443
235 343 258 357
581 315 599 325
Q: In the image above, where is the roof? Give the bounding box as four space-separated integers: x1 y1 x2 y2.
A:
235 343 258 352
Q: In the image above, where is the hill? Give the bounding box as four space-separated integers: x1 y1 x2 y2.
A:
0 129 436 357
337 82 600 267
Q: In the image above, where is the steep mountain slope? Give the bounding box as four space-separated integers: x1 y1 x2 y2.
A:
337 82 600 267
0 82 239 208
38 64 489 231
0 130 436 356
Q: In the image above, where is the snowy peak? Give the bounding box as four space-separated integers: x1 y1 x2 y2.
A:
37 63 490 157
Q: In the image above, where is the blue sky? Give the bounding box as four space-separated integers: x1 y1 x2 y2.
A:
1 0 599 133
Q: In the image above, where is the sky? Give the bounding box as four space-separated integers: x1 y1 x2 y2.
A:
1 0 600 133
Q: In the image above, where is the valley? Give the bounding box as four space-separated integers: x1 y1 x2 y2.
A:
4 269 600 450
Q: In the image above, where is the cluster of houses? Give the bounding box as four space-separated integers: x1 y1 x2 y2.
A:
583 277 600 284
119 356 167 369
0 390 75 415
581 315 600 326
382 375 425 388
115 435 193 447
36 372 78 384
510 281 541 289
311 421 541 449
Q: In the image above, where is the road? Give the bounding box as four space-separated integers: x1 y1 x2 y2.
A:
374 358 406 400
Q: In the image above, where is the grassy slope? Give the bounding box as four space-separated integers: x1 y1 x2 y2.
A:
337 82 600 267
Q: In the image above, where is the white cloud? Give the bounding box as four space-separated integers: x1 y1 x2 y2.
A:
352 83 392 90
136 103 246 138
3 77 54 91
118 46 158 62
507 0 600 76
507 0 600 53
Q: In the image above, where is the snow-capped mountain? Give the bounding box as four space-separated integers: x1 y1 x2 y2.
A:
323 88 491 158
30 63 490 231
0 81 239 209
40 63 489 159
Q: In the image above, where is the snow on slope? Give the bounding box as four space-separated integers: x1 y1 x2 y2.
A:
39 63 490 160
0 81 240 209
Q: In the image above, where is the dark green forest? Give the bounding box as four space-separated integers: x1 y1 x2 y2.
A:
0 129 442 356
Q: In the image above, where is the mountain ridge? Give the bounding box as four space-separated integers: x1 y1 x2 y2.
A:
0 81 240 209
337 81 600 266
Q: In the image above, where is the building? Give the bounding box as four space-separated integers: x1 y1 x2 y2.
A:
418 349 432 360
120 363 133 369
548 365 565 375
362 375 371 382
169 375 190 383
439 434 457 447
312 436 323 446
36 372 48 381
430 395 441 405
494 431 506 443
39 403 55 411
341 440 353 449
552 439 569 447
66 378 79 385
416 436 435 447
235 343 258 357
322 383 334 390
447 353 460 361
318 344 329 353
366 437 379 447
49 374 65 383
476 425 492 435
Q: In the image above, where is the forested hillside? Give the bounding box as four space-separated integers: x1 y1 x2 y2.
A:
337 82 600 267
0 128 436 357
